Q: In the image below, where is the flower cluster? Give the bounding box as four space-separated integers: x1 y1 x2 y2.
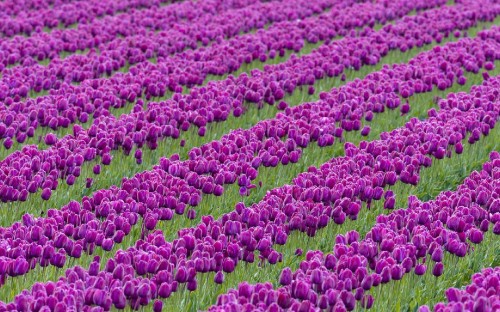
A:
0 0 175 37
0 0 494 205
208 149 500 311
0 3 499 277
3 34 500 310
0 0 331 74
420 267 500 312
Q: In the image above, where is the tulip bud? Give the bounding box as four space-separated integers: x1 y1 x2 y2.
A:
153 300 163 312
41 188 52 200
44 133 57 145
187 209 196 220
361 126 371 137
469 228 484 244
391 265 404 281
137 283 150 298
144 216 157 231
432 262 444 277
222 258 235 273
431 248 443 262
279 268 292 286
381 267 391 284
111 288 126 309
158 283 172 299
294 281 309 300
340 290 355 311
361 294 374 309
102 239 114 251
214 271 225 284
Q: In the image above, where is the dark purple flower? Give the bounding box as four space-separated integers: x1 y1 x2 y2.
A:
44 133 57 145
41 188 52 201
153 300 163 312
158 283 172 299
432 262 444 277
187 279 197 291
468 228 483 244
175 267 188 283
361 126 371 137
391 265 404 281
102 239 114 251
222 258 235 273
340 290 356 311
294 281 309 300
361 294 374 309
214 271 224 285
431 248 443 262
187 209 196 220
111 288 126 309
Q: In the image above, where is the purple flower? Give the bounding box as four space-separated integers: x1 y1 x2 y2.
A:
361 126 371 137
279 268 292 286
391 265 404 281
444 288 462 303
432 262 444 277
468 228 484 244
175 267 188 283
158 283 172 299
85 178 93 188
44 133 57 145
41 188 52 201
153 300 163 312
111 289 126 309
187 279 197 291
431 248 443 262
187 209 196 220
361 294 374 309
214 271 224 285
340 290 356 311
222 258 235 273
294 281 309 300
102 239 114 251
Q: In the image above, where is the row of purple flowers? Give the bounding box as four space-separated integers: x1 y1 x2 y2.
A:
0 0 176 37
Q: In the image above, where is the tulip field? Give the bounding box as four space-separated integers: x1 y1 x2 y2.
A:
1 0 500 311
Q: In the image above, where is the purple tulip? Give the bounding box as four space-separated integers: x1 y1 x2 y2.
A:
432 263 444 277
187 280 197 291
279 268 292 286
361 294 374 309
294 281 309 300
41 188 52 201
158 283 172 299
153 300 163 312
187 209 196 220
214 271 225 285
361 126 371 137
111 289 126 309
44 133 57 145
222 258 235 273
468 229 484 244
431 248 443 262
